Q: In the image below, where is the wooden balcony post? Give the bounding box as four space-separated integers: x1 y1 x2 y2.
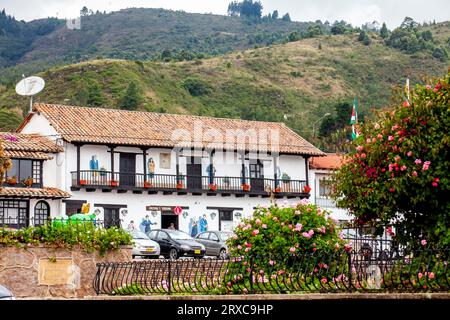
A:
76 144 81 185
142 148 148 181
209 149 215 185
241 150 246 185
110 146 116 181
273 154 278 188
175 149 180 183
304 156 309 186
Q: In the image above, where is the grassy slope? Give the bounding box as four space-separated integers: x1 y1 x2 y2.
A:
1 25 449 138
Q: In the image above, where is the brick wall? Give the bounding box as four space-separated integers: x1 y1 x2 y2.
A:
0 245 132 298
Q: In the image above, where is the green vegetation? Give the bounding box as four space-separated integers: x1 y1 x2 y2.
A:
0 220 132 255
332 71 450 248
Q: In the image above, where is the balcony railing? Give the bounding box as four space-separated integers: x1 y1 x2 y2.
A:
70 170 308 195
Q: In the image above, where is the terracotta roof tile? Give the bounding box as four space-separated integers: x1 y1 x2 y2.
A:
310 153 346 170
27 104 325 156
0 187 71 199
1 132 62 154
4 150 53 160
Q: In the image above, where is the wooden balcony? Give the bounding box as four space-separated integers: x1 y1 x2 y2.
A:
70 170 309 198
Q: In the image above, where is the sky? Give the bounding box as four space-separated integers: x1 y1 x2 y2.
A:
1 0 449 29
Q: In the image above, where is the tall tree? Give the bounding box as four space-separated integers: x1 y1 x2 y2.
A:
87 82 105 107
380 22 389 39
120 81 142 111
281 13 291 22
80 6 89 17
272 10 279 19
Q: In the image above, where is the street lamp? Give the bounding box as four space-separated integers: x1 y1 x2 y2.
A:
312 113 331 139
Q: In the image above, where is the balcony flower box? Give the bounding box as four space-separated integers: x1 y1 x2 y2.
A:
79 179 88 186
22 177 33 187
274 187 282 193
110 180 119 187
143 181 152 188
6 176 17 185
208 184 217 191
303 185 312 193
242 183 251 192
176 183 184 189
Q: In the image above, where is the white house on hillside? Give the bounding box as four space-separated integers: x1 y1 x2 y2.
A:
4 103 327 234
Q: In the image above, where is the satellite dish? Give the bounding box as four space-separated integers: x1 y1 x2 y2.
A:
15 76 45 113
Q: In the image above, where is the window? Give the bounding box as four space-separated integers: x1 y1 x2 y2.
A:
0 200 29 228
219 210 234 231
319 178 332 197
158 231 169 241
34 201 50 226
210 233 219 242
198 232 210 240
148 231 158 240
5 159 42 186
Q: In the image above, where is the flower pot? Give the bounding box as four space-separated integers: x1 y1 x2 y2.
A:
208 184 217 191
274 187 282 193
242 184 251 192
110 180 119 187
7 179 17 185
143 181 152 188
79 179 88 185
303 185 312 193
176 183 184 189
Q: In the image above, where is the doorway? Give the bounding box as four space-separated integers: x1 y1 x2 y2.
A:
104 207 120 228
249 160 264 192
161 211 179 229
186 157 202 190
120 153 136 187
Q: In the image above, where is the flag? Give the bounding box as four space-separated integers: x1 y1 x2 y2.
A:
350 97 359 140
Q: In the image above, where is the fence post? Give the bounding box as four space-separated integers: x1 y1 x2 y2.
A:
347 251 353 292
167 259 172 295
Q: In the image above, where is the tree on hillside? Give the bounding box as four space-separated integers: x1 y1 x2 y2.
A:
80 6 89 17
380 22 389 39
318 101 353 138
119 81 143 111
87 82 105 107
400 16 419 30
227 0 263 19
271 10 279 20
332 71 450 248
281 13 291 22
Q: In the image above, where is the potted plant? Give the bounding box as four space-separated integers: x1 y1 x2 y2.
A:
242 183 251 191
176 176 185 189
110 180 119 187
6 176 17 185
208 183 217 191
303 185 312 193
79 179 88 185
274 186 282 193
143 181 152 188
22 177 33 187
281 173 291 191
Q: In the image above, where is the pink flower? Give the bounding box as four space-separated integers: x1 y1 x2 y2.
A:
288 224 293 229
320 278 328 284
289 247 296 253
432 182 438 187
418 272 423 279
412 171 418 177
426 84 432 90
372 138 377 143
262 224 267 229
344 244 352 252
421 239 427 246
366 138 371 143
422 161 431 171
428 272 435 279
246 242 252 248
245 247 250 252
388 135 394 141
335 242 340 249
389 188 395 193
415 159 422 165
255 219 262 225
407 151 413 157
361 153 366 159
394 156 401 162
374 123 380 130
400 165 407 171
252 229 259 236
269 260 275 266
356 146 364 152
377 134 383 139
237 245 242 250
302 232 312 239
294 223 303 231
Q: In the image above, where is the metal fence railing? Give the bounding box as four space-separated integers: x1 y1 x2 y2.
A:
93 249 449 295
0 217 123 230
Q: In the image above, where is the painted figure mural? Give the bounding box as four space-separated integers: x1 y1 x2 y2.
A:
199 214 208 232
148 158 155 179
189 217 199 237
89 155 99 180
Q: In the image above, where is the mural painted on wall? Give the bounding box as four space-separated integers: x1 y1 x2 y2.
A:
89 155 100 181
206 164 216 184
147 158 155 179
159 153 171 169
189 214 209 236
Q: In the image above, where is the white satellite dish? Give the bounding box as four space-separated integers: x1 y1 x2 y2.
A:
15 76 45 113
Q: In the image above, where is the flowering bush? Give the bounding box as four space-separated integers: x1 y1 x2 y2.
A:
332 70 450 248
0 222 132 255
0 137 12 187
227 200 348 258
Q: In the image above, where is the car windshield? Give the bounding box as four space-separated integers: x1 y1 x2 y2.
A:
166 230 192 240
219 232 233 241
129 230 149 240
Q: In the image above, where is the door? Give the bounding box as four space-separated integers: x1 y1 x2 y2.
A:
157 231 171 255
104 208 120 228
120 153 136 187
196 232 212 255
186 157 202 190
161 211 179 229
249 160 264 192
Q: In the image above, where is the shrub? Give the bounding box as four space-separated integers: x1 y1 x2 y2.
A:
0 220 132 255
180 77 212 96
332 70 450 248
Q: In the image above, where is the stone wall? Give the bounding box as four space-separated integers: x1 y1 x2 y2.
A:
0 245 132 298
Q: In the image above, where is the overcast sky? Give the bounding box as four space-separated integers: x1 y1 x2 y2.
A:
1 0 449 29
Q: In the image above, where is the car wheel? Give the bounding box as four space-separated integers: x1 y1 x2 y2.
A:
219 249 228 260
132 255 136 259
169 248 179 260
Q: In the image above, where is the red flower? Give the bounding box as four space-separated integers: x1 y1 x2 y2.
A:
402 101 410 107
434 80 443 91
303 185 312 193
246 243 252 248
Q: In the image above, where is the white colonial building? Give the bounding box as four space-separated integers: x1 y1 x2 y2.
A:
2 103 329 234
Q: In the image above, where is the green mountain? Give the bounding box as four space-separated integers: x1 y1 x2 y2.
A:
0 7 317 82
1 22 448 140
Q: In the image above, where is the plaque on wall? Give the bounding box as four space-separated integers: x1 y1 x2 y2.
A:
159 153 171 169
38 258 78 286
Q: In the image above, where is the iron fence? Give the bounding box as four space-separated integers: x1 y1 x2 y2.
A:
0 216 123 230
93 248 449 295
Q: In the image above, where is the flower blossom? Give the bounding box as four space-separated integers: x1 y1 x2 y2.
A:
421 239 427 246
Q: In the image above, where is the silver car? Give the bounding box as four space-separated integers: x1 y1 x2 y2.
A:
195 231 233 259
128 229 161 259
0 285 14 300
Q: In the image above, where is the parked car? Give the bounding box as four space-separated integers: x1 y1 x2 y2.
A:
195 231 233 259
0 285 14 300
148 229 206 259
128 229 161 259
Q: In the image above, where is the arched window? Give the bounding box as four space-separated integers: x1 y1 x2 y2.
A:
34 201 50 226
